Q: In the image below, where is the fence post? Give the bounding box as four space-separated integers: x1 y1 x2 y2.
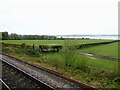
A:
33 44 35 49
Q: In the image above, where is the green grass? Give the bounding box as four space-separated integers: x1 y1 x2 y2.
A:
2 46 119 88
3 46 117 74
45 53 118 73
2 39 112 46
77 42 118 58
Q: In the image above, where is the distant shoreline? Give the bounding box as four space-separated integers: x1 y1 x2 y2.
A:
55 35 119 40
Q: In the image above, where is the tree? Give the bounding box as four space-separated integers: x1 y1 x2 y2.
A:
9 33 19 40
2 32 9 40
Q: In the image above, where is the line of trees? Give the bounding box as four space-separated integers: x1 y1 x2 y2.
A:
1 32 90 40
1 32 58 40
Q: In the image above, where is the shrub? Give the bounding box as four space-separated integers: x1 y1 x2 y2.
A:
114 77 120 84
79 55 87 71
2 47 14 53
15 48 40 57
61 51 77 66
24 49 40 57
21 43 26 48
61 39 78 67
46 53 64 69
73 55 87 71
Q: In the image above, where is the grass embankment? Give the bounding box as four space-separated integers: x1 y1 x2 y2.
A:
2 46 119 88
77 42 118 58
2 39 112 46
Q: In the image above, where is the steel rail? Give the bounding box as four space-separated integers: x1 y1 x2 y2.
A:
1 59 54 90
1 53 97 90
0 78 11 90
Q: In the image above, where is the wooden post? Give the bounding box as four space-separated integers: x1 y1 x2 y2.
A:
33 44 35 49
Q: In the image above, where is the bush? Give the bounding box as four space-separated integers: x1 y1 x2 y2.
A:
61 39 79 67
15 48 40 57
73 55 87 71
114 77 120 84
21 43 26 48
24 49 40 57
61 51 77 67
46 53 64 69
2 47 14 53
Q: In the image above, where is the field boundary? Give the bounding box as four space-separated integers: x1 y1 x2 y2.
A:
77 40 119 49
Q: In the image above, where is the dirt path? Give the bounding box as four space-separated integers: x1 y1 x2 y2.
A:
78 52 119 61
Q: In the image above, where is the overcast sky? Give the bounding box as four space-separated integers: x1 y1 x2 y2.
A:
0 0 119 35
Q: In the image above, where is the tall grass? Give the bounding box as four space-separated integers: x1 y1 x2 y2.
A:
60 39 87 71
45 53 65 69
73 55 87 71
60 39 78 66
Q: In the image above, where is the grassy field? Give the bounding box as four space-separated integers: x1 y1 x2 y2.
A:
1 39 119 88
77 42 118 58
2 46 119 88
2 39 112 46
45 53 118 73
2 39 118 58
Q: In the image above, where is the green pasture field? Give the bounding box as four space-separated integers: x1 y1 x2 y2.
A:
45 53 118 73
2 39 118 58
77 42 118 58
1 39 119 88
2 39 112 46
2 46 118 88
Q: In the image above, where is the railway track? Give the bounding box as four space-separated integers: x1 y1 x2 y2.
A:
1 53 97 90
1 59 53 90
0 79 11 90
